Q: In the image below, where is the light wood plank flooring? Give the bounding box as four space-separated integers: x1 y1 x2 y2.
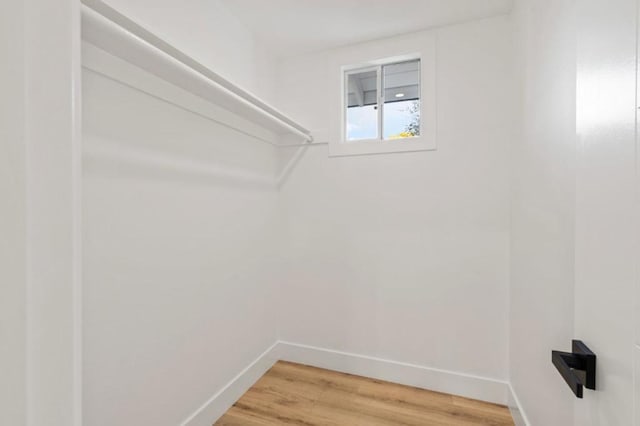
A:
215 361 514 426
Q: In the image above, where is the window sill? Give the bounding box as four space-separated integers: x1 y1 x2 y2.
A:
328 136 436 157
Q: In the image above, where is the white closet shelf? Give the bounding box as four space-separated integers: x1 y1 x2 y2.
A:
81 0 313 146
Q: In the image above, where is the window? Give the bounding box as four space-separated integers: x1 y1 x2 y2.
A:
328 35 436 156
345 59 421 142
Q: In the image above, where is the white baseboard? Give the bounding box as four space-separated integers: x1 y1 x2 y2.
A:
181 340 515 425
277 341 510 406
508 383 531 426
180 341 280 426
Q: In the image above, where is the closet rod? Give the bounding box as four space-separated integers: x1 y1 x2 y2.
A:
81 0 313 145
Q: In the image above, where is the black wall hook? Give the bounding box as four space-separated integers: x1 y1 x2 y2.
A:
552 340 596 398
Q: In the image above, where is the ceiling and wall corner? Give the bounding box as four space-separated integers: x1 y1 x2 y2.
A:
101 0 278 102
221 0 514 57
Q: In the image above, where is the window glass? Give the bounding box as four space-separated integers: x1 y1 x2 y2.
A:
383 60 420 139
344 59 421 142
345 69 378 141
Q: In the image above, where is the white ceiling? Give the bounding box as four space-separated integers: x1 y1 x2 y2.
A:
220 0 514 58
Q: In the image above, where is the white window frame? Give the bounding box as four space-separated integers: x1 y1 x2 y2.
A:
328 34 437 157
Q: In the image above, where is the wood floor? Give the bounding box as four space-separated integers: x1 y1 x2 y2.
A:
215 361 514 426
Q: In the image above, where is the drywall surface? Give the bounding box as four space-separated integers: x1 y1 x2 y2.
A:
275 16 513 384
81 68 280 425
102 0 276 102
0 0 27 424
509 0 577 424
81 2 285 424
574 0 637 423
2 0 83 424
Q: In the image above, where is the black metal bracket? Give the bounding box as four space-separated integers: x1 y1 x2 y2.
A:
552 340 596 398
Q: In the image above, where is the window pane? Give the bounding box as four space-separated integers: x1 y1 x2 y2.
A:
383 100 420 139
345 69 378 141
383 60 420 139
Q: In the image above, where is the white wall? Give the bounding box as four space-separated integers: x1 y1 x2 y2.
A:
25 0 83 423
1 0 82 425
275 16 514 384
81 4 282 425
82 68 280 425
0 0 27 424
102 0 276 102
509 0 577 424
